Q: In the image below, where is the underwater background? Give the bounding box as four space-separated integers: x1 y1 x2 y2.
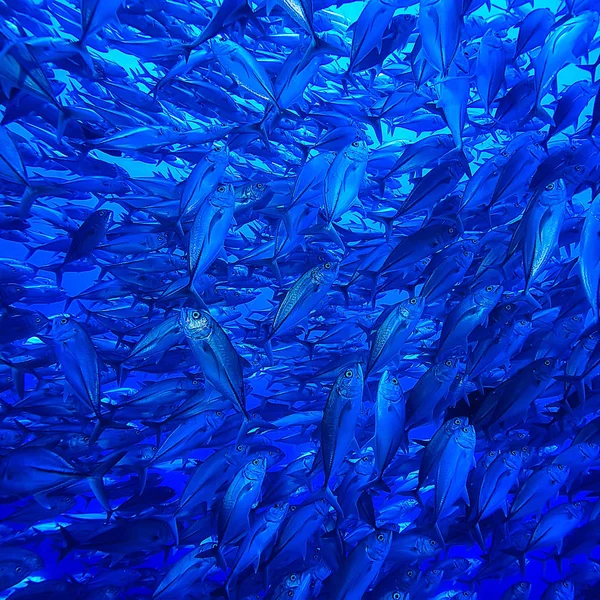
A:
0 0 600 598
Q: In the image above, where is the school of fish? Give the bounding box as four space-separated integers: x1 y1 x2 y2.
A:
1 0 600 598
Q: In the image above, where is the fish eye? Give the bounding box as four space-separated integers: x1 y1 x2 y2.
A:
290 574 296 581
152 446 157 452
430 539 436 546
448 227 454 234
505 304 512 310
352 141 360 147
463 250 470 256
15 566 23 573
217 185 226 192
432 569 439 574
407 570 413 576
290 505 297 511
575 165 582 171
394 594 401 600
324 262 331 269
158 236 164 241
192 311 200 319
345 370 353 378
501 151 508 157
377 533 385 541
287 592 294 598
99 210 105 215
572 315 579 321
237 444 243 451
563 582 569 588
409 298 417 305
463 427 469 433
269 451 274 456
486 285 493 292
454 418 460 424
313 553 319 560
511 450 516 455
192 379 199 385
446 360 453 367
544 359 551 366
214 146 222 152
545 182 555 191
362 455 369 461
256 182 264 189
558 464 564 470
252 458 259 465
216 411 223 417
489 451 495 457
392 377 399 385
520 320 527 325
35 317 41 323
522 446 528 452
519 583 526 589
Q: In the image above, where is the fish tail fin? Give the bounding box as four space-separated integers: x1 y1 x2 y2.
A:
433 520 446 548
19 187 36 217
311 33 342 58
87 450 126 513
361 475 391 494
578 54 600 83
473 522 486 551
336 282 351 307
57 525 78 562
505 549 527 576
365 114 383 145
216 543 228 571
372 175 386 197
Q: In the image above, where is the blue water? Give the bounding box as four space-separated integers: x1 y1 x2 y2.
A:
1 0 600 598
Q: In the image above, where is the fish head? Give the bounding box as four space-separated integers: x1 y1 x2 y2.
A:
549 580 575 600
312 260 339 284
245 456 267 479
455 241 476 267
93 208 113 229
268 501 289 523
211 183 235 208
206 142 229 166
366 529 392 561
180 308 214 340
147 232 170 250
204 408 226 430
445 416 470 435
422 566 444 588
578 440 600 462
379 370 404 402
344 138 368 161
533 357 557 380
397 565 419 589
400 295 425 319
455 424 476 450
511 581 532 599
249 444 285 468
504 448 524 471
52 314 79 342
355 448 375 475
475 284 503 307
513 317 532 337
539 178 566 206
336 362 364 398
548 463 571 485
436 357 460 382
416 535 439 557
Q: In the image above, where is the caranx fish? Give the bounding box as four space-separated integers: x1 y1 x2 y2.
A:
1 0 600 598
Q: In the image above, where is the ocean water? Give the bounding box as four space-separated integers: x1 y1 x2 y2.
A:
0 0 599 599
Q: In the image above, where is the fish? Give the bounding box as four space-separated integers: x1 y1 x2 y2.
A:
1 0 600 597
